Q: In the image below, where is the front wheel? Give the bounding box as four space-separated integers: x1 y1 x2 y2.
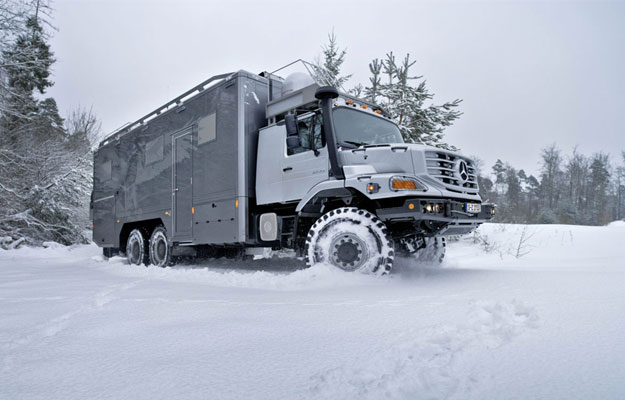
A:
305 207 394 275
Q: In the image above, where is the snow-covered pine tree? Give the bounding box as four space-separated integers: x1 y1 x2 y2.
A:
313 33 462 150
363 58 382 103
365 52 462 150
312 31 352 90
0 4 95 247
1 8 54 131
0 0 34 118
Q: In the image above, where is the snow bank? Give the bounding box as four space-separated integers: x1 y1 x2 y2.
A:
447 222 625 271
93 255 387 291
2 241 387 291
2 223 624 400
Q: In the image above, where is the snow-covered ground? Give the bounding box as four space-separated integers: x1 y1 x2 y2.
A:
1 222 624 400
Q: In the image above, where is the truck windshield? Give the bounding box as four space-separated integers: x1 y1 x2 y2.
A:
333 107 403 147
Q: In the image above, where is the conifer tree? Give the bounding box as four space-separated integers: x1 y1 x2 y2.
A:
313 31 352 90
492 159 506 194
0 2 96 246
588 153 610 224
360 52 462 149
1 11 54 134
313 33 462 150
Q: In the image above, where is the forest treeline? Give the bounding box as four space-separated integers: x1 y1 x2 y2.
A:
475 145 625 225
0 1 100 247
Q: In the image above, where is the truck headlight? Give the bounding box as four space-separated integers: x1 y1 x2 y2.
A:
389 176 426 191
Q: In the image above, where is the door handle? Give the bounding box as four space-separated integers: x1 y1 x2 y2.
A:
283 167 293 172
173 188 179 193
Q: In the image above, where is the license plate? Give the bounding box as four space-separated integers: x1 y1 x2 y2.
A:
465 203 481 214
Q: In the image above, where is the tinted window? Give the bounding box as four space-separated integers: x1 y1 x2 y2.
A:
287 113 325 155
145 136 164 165
198 113 217 144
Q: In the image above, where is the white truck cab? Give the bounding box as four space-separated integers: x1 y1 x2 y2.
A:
253 73 494 274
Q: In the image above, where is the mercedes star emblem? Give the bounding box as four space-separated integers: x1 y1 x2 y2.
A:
457 160 469 183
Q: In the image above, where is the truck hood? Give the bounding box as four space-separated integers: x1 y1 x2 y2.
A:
339 143 481 200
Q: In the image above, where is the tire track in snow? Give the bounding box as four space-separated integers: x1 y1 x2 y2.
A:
309 300 539 400
1 281 139 374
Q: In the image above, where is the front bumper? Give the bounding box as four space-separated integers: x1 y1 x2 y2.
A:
376 198 495 235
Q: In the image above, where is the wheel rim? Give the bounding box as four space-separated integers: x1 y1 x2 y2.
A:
150 231 168 266
156 240 166 260
129 238 140 264
329 232 368 271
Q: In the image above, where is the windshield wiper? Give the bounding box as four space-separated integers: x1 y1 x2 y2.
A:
337 141 357 149
343 140 369 147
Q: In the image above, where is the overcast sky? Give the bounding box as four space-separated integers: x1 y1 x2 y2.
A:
47 0 625 176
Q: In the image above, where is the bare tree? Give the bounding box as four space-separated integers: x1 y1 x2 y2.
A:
65 105 102 150
513 225 536 258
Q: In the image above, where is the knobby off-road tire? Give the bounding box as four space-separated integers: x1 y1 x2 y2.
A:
305 207 394 275
149 226 172 268
413 236 446 264
126 228 150 266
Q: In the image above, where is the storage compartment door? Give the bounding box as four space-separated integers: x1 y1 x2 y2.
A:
93 195 115 246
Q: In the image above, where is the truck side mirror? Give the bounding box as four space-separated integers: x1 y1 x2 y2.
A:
285 113 298 137
286 135 301 150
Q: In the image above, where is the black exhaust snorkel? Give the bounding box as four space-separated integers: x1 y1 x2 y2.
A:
315 86 344 180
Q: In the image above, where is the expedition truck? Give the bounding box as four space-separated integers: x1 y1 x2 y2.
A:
91 67 495 275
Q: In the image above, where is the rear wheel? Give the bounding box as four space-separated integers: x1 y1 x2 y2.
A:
126 228 149 266
305 207 394 275
149 226 172 267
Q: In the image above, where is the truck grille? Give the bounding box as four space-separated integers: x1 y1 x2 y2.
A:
424 151 479 195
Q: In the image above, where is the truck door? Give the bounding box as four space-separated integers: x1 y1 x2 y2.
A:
281 112 329 202
92 151 116 247
172 128 193 240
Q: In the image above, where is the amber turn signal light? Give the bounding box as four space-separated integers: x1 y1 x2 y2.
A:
390 176 425 191
391 179 418 190
367 183 380 194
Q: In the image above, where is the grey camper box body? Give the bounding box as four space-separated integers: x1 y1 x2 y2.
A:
92 71 281 250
